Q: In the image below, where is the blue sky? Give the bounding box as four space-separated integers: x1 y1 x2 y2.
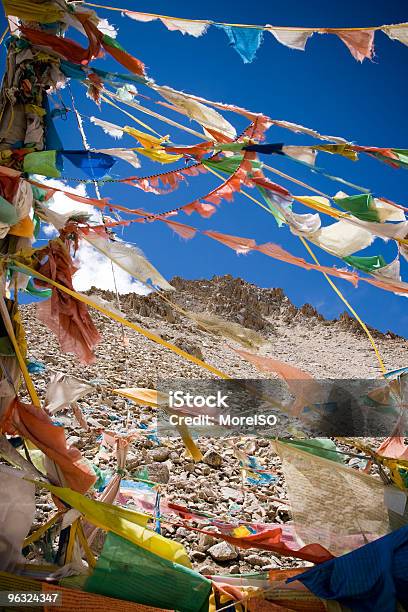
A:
3 1 408 336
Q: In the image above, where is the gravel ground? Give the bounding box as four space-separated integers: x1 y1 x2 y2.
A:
19 275 408 573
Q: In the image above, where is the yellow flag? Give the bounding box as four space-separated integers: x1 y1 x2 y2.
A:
136 147 183 164
36 481 192 568
124 126 167 149
2 0 63 23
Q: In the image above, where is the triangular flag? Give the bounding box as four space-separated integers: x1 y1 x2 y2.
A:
382 23 408 46
282 145 317 165
123 11 157 23
334 29 375 62
160 17 209 37
267 28 313 51
217 25 263 63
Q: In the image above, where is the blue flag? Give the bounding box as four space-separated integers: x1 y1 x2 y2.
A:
217 25 263 63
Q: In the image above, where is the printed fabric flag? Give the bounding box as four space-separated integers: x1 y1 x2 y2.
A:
381 23 408 47
280 438 345 464
343 254 387 274
288 526 408 612
266 28 313 51
124 11 158 23
85 532 211 612
0 466 35 572
160 17 210 37
155 85 237 140
39 481 191 567
0 195 18 226
23 150 61 178
2 0 63 23
217 24 264 63
23 150 117 180
1 399 96 494
334 29 375 62
273 440 398 556
334 193 380 222
61 151 116 180
311 219 374 257
44 372 94 414
84 232 174 291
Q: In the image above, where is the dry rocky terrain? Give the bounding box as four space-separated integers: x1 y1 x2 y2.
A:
20 275 408 573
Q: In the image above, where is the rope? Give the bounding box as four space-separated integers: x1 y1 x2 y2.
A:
83 3 408 33
64 518 79 564
98 92 163 137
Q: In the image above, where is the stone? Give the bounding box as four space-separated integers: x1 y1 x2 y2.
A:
149 447 170 462
175 339 203 360
203 450 223 469
200 485 216 501
262 560 282 570
198 532 216 551
208 542 238 562
245 554 266 567
169 451 181 463
191 550 207 562
176 527 190 538
220 486 244 502
144 462 170 484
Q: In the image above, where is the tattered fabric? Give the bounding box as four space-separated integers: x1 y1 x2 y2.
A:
217 25 264 63
288 526 408 612
85 531 211 612
83 231 174 291
2 0 64 23
233 347 318 416
382 23 408 46
267 28 313 51
155 85 237 140
160 18 209 37
61 151 117 179
274 440 394 556
0 466 35 572
35 240 101 364
332 29 375 62
0 399 96 493
44 372 94 414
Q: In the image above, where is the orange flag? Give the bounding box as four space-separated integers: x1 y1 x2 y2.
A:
1 399 96 493
233 347 319 416
334 29 375 62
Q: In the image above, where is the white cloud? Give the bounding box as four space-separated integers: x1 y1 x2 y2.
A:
43 223 57 237
37 178 150 295
73 240 150 295
36 177 99 221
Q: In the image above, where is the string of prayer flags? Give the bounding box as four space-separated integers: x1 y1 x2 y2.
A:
103 3 408 62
